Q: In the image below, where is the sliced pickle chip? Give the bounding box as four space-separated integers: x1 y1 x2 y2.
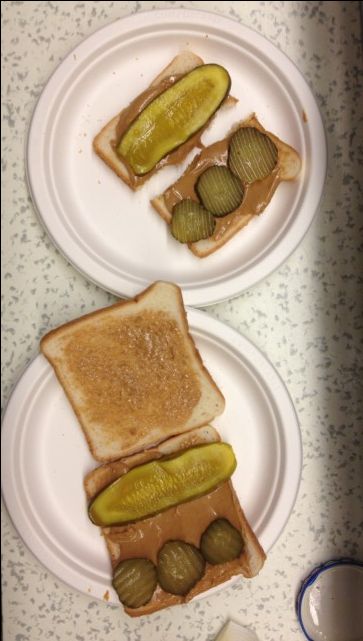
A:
157 541 205 595
112 558 157 608
200 518 244 564
88 443 236 526
196 166 244 216
171 199 216 243
117 64 231 175
229 127 278 183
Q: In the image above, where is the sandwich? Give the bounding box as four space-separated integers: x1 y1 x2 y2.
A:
84 425 266 617
40 281 225 461
41 281 265 617
151 114 302 257
93 52 235 190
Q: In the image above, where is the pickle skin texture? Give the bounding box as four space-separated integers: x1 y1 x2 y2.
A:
112 558 157 608
117 64 231 175
196 166 244 216
228 126 278 183
171 199 216 243
157 541 206 595
88 443 237 526
200 518 244 564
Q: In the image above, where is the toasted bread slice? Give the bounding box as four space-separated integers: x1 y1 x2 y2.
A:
84 425 266 617
93 52 236 190
151 114 301 257
40 282 225 462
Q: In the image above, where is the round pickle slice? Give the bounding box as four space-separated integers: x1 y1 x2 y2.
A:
171 199 216 243
229 127 278 183
157 541 206 595
196 166 244 216
112 558 157 608
200 518 244 564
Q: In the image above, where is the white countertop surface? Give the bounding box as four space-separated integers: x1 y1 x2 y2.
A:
2 2 363 640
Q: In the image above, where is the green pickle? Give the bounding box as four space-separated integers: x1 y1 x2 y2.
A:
117 64 231 175
196 166 244 216
88 443 236 526
229 127 278 183
112 558 157 608
200 518 244 564
157 541 205 595
171 199 216 243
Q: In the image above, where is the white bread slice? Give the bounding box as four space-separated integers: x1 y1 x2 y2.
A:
40 282 225 462
84 425 266 617
151 114 302 257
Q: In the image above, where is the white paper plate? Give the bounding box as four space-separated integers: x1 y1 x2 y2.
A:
26 9 326 307
1 310 301 604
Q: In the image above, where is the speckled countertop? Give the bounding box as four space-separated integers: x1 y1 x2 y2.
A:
2 2 363 640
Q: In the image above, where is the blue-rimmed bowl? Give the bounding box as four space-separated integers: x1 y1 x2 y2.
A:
296 559 363 641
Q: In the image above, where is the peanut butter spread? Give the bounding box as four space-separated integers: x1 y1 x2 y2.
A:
85 429 263 616
106 483 241 566
163 116 282 245
63 311 201 436
103 481 251 614
114 74 232 188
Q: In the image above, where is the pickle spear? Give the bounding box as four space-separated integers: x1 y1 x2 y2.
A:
117 64 231 175
89 443 236 526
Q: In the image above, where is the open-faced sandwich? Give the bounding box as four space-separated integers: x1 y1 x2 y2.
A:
85 425 266 617
93 52 235 190
40 281 266 616
152 114 301 257
94 51 301 258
